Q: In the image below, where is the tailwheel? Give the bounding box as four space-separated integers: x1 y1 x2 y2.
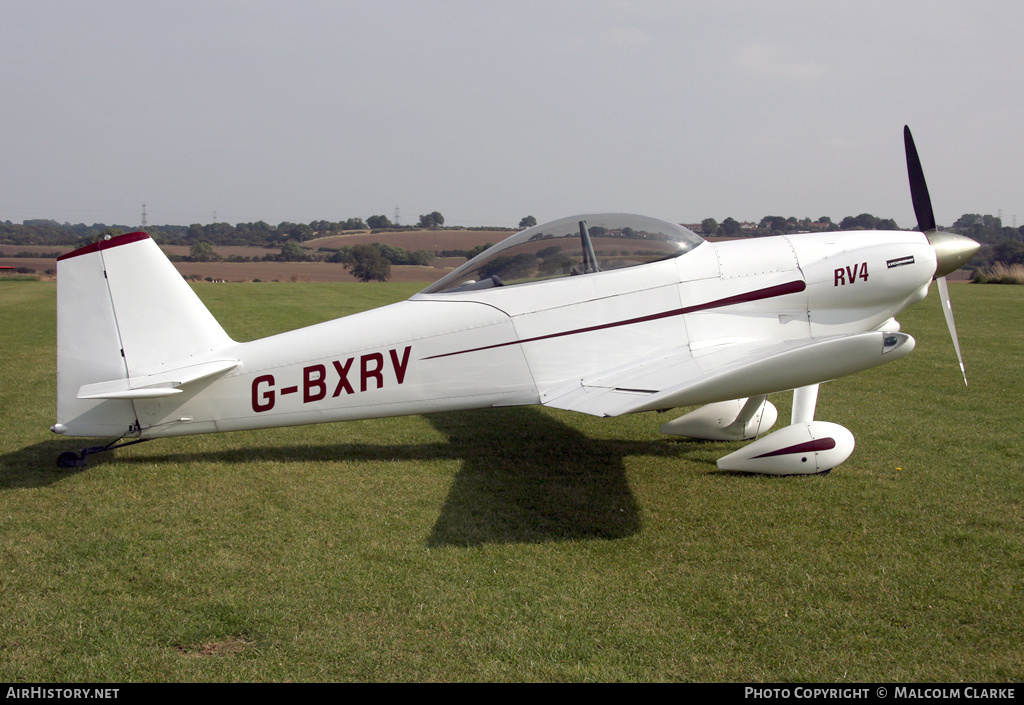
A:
56 451 87 469
54 437 151 470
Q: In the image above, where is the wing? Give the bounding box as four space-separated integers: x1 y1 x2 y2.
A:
541 331 914 417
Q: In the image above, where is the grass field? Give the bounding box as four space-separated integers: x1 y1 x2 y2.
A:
1 280 1022 682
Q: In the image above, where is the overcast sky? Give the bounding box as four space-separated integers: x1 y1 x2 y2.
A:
2 1 1022 230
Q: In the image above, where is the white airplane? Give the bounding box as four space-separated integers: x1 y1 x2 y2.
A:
51 127 979 474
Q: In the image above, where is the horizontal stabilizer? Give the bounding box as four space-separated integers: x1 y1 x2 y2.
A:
76 359 239 400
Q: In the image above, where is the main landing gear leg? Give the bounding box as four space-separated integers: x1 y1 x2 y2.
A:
791 383 820 425
56 438 150 469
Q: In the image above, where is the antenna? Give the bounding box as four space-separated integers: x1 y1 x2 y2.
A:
140 203 147 230
394 207 400 226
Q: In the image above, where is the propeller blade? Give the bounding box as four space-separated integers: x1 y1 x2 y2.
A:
936 275 968 386
905 127 977 385
904 126 937 232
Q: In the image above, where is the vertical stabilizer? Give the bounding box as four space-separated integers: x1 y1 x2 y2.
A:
53 233 234 437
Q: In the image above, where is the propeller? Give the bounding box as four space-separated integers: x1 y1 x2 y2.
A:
903 126 980 385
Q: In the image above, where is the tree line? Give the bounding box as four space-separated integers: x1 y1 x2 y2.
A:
698 214 898 237
698 213 1023 269
4 211 1022 274
0 211 467 249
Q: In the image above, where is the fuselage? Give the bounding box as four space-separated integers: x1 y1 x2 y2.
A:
129 226 936 439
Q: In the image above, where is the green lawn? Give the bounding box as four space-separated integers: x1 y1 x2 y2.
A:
1 279 1021 682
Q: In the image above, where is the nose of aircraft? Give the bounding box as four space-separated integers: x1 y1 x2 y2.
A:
928 230 981 279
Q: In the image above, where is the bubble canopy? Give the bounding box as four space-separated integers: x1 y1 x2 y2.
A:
422 214 704 294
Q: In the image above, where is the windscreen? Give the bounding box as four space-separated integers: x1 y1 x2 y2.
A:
422 214 703 294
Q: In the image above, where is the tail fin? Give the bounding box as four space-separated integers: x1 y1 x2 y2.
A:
53 233 235 437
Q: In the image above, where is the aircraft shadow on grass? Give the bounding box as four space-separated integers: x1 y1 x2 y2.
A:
2 407 704 546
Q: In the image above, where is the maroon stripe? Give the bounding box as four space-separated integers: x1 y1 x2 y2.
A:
753 436 837 459
57 232 151 261
424 279 806 360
